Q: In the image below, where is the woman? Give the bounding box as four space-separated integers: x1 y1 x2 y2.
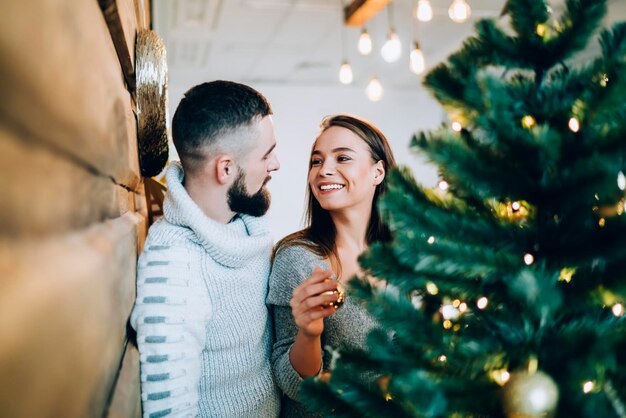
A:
267 114 397 417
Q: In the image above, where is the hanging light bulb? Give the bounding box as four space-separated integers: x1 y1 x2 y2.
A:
338 61 353 84
416 0 433 22
448 0 471 23
357 28 372 55
365 76 384 101
410 42 425 74
381 30 402 63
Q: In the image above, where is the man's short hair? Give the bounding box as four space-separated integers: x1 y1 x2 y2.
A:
172 80 272 173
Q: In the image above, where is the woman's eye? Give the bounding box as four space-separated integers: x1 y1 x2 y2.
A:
337 155 351 162
310 159 322 166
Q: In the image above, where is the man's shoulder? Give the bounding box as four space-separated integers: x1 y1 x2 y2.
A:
144 218 197 247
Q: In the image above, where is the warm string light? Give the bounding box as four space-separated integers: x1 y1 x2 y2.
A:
365 76 384 101
583 381 595 394
357 28 372 55
568 117 580 132
451 121 463 132
438 180 449 191
339 61 353 84
410 42 426 75
618 171 625 191
521 115 536 129
613 303 624 317
416 0 433 22
426 281 439 295
477 296 488 309
427 236 435 244
381 30 402 63
524 253 535 265
448 0 472 23
558 267 575 283
491 369 511 386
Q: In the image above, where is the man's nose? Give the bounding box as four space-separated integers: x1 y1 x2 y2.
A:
268 153 280 172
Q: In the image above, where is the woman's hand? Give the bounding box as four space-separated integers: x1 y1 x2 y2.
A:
289 266 338 338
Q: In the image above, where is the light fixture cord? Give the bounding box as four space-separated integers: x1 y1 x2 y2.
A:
339 0 347 60
387 1 395 31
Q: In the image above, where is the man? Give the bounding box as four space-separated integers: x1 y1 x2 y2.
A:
131 81 281 417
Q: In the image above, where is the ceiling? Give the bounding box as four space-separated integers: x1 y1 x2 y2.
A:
153 0 626 93
153 0 508 91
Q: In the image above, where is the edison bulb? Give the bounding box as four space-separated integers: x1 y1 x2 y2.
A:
381 31 402 63
339 62 353 84
416 0 433 22
449 0 471 23
410 43 426 75
357 29 372 55
365 77 384 101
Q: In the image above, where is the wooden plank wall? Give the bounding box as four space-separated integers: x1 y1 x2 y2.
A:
0 0 151 416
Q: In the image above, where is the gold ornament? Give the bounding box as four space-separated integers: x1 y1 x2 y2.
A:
502 370 559 418
324 281 346 310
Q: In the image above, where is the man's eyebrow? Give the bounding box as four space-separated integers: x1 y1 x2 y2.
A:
264 143 276 157
311 147 356 156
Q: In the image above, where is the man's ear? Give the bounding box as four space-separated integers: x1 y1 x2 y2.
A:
373 160 385 186
215 155 236 185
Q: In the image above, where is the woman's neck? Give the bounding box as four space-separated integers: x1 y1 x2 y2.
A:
329 205 370 254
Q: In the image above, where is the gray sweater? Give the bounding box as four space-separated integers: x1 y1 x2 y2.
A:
131 162 280 418
267 245 377 418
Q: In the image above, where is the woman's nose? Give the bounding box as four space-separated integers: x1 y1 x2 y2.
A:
320 160 335 175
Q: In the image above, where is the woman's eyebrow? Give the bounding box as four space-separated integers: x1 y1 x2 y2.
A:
311 147 356 156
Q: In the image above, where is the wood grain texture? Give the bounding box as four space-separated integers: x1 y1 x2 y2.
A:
0 0 140 190
105 341 141 418
0 212 143 418
0 127 132 236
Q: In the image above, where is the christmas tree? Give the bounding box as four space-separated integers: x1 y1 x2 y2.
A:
300 0 626 416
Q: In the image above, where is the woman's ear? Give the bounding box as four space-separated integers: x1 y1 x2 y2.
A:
216 155 236 185
373 160 385 186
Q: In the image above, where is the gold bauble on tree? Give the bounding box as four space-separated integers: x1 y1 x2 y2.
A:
324 280 346 310
501 370 559 418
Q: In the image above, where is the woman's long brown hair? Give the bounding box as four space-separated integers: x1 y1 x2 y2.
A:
272 114 397 277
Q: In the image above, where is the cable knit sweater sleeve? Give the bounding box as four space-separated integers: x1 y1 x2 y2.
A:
130 242 212 418
267 245 327 401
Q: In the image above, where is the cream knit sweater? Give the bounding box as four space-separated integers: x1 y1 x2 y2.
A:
131 162 280 418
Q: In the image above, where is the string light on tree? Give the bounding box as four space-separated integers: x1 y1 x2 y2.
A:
438 180 449 191
477 296 488 309
416 0 433 22
583 381 595 394
618 171 625 191
536 23 548 37
613 303 624 317
357 28 372 55
448 0 471 23
522 115 536 129
451 121 463 132
524 253 535 265
568 117 580 132
490 369 511 386
427 236 435 244
426 281 439 295
558 267 575 283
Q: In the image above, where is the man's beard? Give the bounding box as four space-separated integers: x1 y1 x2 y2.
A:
227 170 271 217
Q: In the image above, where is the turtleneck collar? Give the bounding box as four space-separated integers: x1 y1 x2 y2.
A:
163 161 272 268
